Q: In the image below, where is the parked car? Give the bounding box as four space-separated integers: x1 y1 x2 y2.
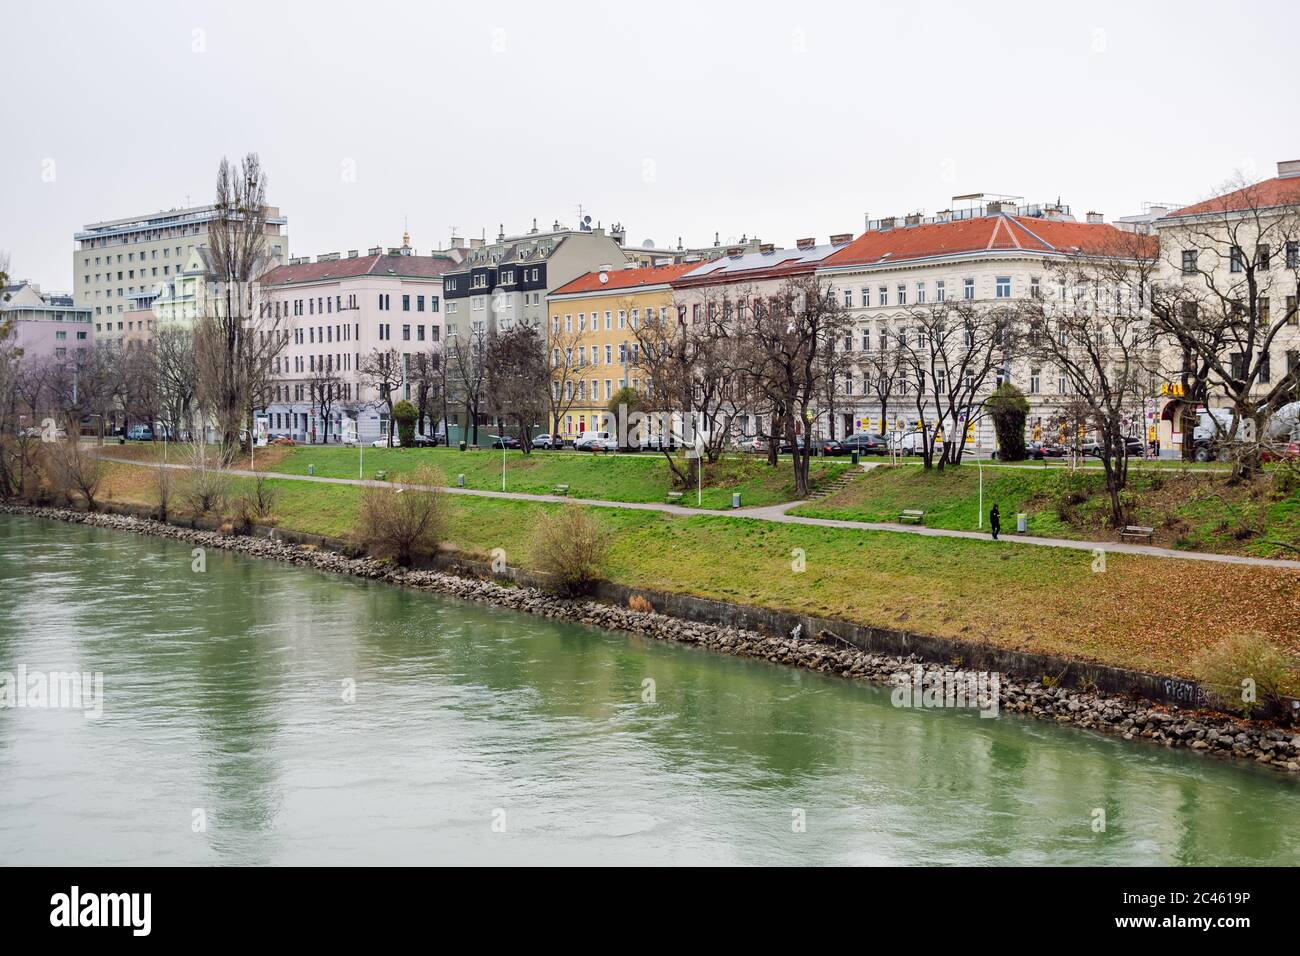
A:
591 436 619 453
408 433 439 448
640 433 671 452
126 425 154 441
531 433 558 450
573 430 612 451
1026 440 1066 460
840 433 889 456
738 436 768 454
1261 441 1300 463
887 431 925 454
269 436 296 447
1081 437 1145 458
372 435 399 448
490 435 521 450
777 436 818 454
818 438 846 456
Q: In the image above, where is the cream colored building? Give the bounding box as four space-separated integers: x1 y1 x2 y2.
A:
74 203 288 340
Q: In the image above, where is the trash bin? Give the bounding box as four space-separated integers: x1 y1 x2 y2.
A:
732 493 741 509
307 464 315 476
457 474 465 487
1017 513 1027 534
851 450 860 465
458 441 466 452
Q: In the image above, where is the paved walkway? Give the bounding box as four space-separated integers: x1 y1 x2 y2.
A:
96 454 1300 571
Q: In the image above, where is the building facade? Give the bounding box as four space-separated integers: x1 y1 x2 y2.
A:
258 242 459 443
1 281 93 362
816 203 1153 447
546 261 700 437
74 203 288 340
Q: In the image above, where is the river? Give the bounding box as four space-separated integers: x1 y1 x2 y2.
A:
1 514 1297 865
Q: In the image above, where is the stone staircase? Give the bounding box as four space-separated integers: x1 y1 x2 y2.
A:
806 468 861 501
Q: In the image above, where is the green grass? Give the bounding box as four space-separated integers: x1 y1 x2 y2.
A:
90 459 1300 684
270 446 848 509
792 462 1300 558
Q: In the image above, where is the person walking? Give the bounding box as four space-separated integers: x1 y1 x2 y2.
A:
990 503 1001 540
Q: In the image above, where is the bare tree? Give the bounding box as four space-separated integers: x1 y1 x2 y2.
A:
307 360 341 444
155 325 198 440
447 326 488 446
410 347 444 440
195 153 287 461
358 348 403 444
543 321 584 441
743 275 851 496
1025 239 1161 525
1151 175 1300 480
485 323 548 454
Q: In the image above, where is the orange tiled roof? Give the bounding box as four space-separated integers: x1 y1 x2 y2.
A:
822 214 1153 268
262 253 459 286
1166 176 1300 218
552 260 702 296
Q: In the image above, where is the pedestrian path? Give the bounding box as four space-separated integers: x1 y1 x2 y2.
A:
95 454 1300 571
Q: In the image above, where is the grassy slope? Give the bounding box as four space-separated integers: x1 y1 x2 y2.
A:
112 443 849 510
92 459 1300 687
792 463 1300 558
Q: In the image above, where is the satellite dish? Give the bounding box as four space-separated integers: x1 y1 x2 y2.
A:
583 215 592 225
642 239 655 249
598 272 609 284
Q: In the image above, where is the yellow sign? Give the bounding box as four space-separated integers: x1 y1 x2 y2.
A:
1032 423 1043 440
1159 382 1185 397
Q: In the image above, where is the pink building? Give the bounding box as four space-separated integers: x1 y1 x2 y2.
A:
2 281 94 362
258 241 463 443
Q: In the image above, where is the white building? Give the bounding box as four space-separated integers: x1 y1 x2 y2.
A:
258 238 461 443
815 198 1154 448
74 203 288 340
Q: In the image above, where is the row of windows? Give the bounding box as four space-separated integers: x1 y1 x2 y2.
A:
553 342 639 368
1187 241 1300 275
82 246 187 268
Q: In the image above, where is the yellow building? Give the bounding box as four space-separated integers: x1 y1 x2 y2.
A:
546 261 699 438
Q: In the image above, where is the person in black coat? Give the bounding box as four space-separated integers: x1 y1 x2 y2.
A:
990 503 1000 540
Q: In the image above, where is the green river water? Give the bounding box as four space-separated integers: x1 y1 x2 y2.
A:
1 515 1297 865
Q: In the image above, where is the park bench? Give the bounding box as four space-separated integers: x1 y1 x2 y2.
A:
552 484 569 496
666 491 684 502
898 509 925 524
1120 525 1154 543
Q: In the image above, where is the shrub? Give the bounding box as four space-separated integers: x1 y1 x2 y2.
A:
1192 633 1295 717
154 462 173 521
628 594 653 614
235 476 278 531
47 441 105 511
181 452 231 518
393 400 418 449
986 384 1030 461
527 505 609 596
357 465 447 565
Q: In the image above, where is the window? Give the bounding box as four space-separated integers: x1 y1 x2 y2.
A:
963 278 975 300
1230 246 1244 273
878 286 888 307
1030 368 1041 394
995 276 1011 298
1287 242 1299 269
861 328 870 351
935 280 945 303
402 325 411 341
843 288 853 307
897 284 907 306
1287 295 1298 326
1257 244 1271 271
417 295 425 311
1181 250 1199 274
1030 277 1041 299
916 282 926 305
860 287 870 307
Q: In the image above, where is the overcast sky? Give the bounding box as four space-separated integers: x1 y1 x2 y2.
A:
4 0 1297 290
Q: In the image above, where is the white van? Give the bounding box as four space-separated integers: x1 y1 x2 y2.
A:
573 430 612 450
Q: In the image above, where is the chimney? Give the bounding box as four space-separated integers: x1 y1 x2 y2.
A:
986 201 1008 215
469 238 485 249
1277 159 1300 179
829 233 853 245
1086 211 1105 225
935 209 953 222
759 243 775 254
795 237 816 250
347 250 359 258
727 246 744 257
878 217 896 231
904 214 922 226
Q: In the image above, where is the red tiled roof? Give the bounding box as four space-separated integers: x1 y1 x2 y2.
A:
261 253 460 286
1166 176 1300 218
822 215 1153 268
552 260 702 296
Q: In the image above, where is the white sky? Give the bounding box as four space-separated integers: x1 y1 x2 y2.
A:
3 0 1297 290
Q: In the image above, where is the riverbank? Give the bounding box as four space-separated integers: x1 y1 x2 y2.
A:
5 502 1299 776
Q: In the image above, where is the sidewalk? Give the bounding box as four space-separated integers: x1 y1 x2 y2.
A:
95 454 1300 571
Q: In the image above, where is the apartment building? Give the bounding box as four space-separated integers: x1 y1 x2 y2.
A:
257 241 460 443
1149 160 1300 452
74 203 288 339
546 261 701 437
440 221 627 342
1 281 93 361
816 201 1150 445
